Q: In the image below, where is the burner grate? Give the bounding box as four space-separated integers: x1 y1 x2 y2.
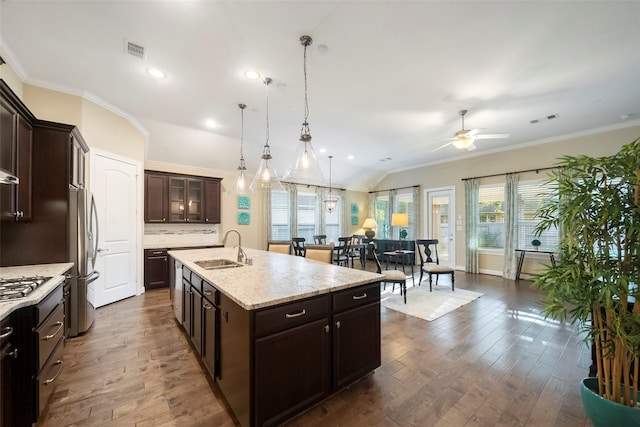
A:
0 276 50 301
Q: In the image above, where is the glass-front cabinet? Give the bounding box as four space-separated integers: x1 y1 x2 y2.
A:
169 177 202 222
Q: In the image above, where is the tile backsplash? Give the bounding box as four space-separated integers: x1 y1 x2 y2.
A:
144 223 219 247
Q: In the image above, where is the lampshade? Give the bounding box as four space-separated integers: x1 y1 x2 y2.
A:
283 35 325 186
362 217 378 239
391 213 408 227
250 77 284 192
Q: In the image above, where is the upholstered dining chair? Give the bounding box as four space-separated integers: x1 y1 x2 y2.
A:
267 240 292 255
371 245 410 304
313 234 327 244
332 237 352 266
304 243 334 263
292 237 306 257
415 239 454 291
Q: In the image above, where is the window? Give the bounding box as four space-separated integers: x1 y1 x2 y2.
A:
296 191 317 242
374 195 390 238
393 192 415 240
478 185 505 249
517 181 558 251
270 190 290 240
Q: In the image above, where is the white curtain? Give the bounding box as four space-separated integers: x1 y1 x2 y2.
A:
264 188 272 244
465 178 479 273
410 186 420 240
316 186 326 235
502 173 518 279
289 184 297 238
388 189 396 239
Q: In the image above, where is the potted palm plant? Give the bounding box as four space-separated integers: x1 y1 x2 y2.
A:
534 138 640 426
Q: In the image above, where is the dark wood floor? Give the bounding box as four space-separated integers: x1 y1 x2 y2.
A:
38 270 592 427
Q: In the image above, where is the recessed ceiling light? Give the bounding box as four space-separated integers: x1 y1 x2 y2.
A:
319 148 327 153
347 155 355 160
148 68 166 79
244 70 260 80
205 119 216 129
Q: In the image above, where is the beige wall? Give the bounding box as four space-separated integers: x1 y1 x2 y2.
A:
0 63 24 99
375 124 640 275
345 190 370 236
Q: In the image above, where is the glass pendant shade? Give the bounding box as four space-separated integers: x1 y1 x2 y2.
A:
228 103 252 195
323 155 338 213
249 77 284 192
283 34 325 186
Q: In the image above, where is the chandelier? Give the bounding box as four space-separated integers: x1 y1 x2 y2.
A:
324 155 338 213
227 103 251 195
283 35 324 185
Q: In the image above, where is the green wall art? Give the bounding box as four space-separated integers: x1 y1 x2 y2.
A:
351 215 359 225
238 211 250 225
351 203 358 214
238 195 250 209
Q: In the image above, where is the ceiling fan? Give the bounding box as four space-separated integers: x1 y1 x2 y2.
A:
433 110 510 152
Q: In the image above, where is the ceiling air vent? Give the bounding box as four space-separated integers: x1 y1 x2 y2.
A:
125 40 146 59
530 113 559 124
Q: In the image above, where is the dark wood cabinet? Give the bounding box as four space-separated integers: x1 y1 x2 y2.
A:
144 249 169 289
144 172 169 222
69 135 85 189
201 281 218 376
204 178 221 224
0 81 34 222
144 170 221 224
63 271 72 340
1 313 18 427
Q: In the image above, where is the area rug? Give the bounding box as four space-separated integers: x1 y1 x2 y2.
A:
381 282 483 321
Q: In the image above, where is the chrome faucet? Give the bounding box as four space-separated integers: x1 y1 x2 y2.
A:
222 229 245 263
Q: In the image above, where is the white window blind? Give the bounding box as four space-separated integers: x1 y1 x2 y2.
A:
296 192 317 242
271 190 290 240
478 185 505 249
324 195 342 243
517 181 558 250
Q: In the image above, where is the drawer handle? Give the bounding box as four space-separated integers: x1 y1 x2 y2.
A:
352 293 368 300
9 348 18 359
203 302 213 310
0 327 13 339
44 360 64 385
204 289 213 296
285 309 306 319
44 322 64 340
152 251 164 255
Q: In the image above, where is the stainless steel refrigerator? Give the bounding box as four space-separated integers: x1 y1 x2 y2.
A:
68 187 100 336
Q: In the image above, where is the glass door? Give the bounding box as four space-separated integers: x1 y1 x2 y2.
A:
169 178 186 222
423 188 455 268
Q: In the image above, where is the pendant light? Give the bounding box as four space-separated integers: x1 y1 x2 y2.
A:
283 35 325 185
250 77 284 192
324 155 338 213
227 103 251 195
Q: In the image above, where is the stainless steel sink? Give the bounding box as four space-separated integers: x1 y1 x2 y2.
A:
194 259 244 270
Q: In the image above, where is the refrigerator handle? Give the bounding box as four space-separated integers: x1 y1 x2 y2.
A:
90 194 99 271
86 270 100 284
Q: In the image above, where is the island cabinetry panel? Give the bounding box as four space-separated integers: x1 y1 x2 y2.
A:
332 282 381 389
144 172 168 222
1 313 18 427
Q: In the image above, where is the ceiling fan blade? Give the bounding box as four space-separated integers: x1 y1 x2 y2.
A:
466 128 482 137
466 142 478 151
474 133 510 140
431 141 453 152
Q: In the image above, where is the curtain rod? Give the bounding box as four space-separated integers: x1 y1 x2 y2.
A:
368 184 419 194
461 166 557 181
280 180 346 192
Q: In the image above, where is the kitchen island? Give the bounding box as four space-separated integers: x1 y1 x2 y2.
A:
169 247 383 427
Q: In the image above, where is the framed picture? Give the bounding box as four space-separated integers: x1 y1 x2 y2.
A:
238 211 250 225
351 215 359 225
238 195 250 210
351 203 358 214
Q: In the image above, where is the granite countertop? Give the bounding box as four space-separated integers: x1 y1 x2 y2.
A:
0 262 74 321
169 247 384 311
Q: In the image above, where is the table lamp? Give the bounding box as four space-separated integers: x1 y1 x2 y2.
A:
362 218 378 239
391 213 409 239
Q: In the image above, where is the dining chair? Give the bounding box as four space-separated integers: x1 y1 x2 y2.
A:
292 237 306 257
332 236 351 266
267 240 292 255
371 245 409 304
304 243 334 263
348 234 365 268
415 239 454 291
313 234 327 244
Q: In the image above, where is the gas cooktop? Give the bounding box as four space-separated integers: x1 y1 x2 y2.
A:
0 276 51 301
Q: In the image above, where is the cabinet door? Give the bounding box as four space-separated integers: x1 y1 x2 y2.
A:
169 177 186 222
202 296 217 376
254 318 330 427
186 178 203 222
0 98 16 221
69 135 86 189
145 173 169 222
15 114 33 221
204 178 221 224
1 318 17 427
333 302 381 390
183 279 192 332
144 249 169 289
190 286 203 355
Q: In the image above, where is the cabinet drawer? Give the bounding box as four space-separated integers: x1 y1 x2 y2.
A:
332 282 380 313
36 303 65 371
190 273 203 293
183 266 192 283
254 295 330 338
202 280 217 302
36 336 64 418
35 284 63 325
146 248 167 256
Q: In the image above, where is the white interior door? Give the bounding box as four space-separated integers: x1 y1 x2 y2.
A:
423 187 455 268
91 151 139 307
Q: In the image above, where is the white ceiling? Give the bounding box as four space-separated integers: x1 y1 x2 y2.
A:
2 1 640 191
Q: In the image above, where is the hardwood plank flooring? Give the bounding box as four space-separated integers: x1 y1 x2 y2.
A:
37 271 591 427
